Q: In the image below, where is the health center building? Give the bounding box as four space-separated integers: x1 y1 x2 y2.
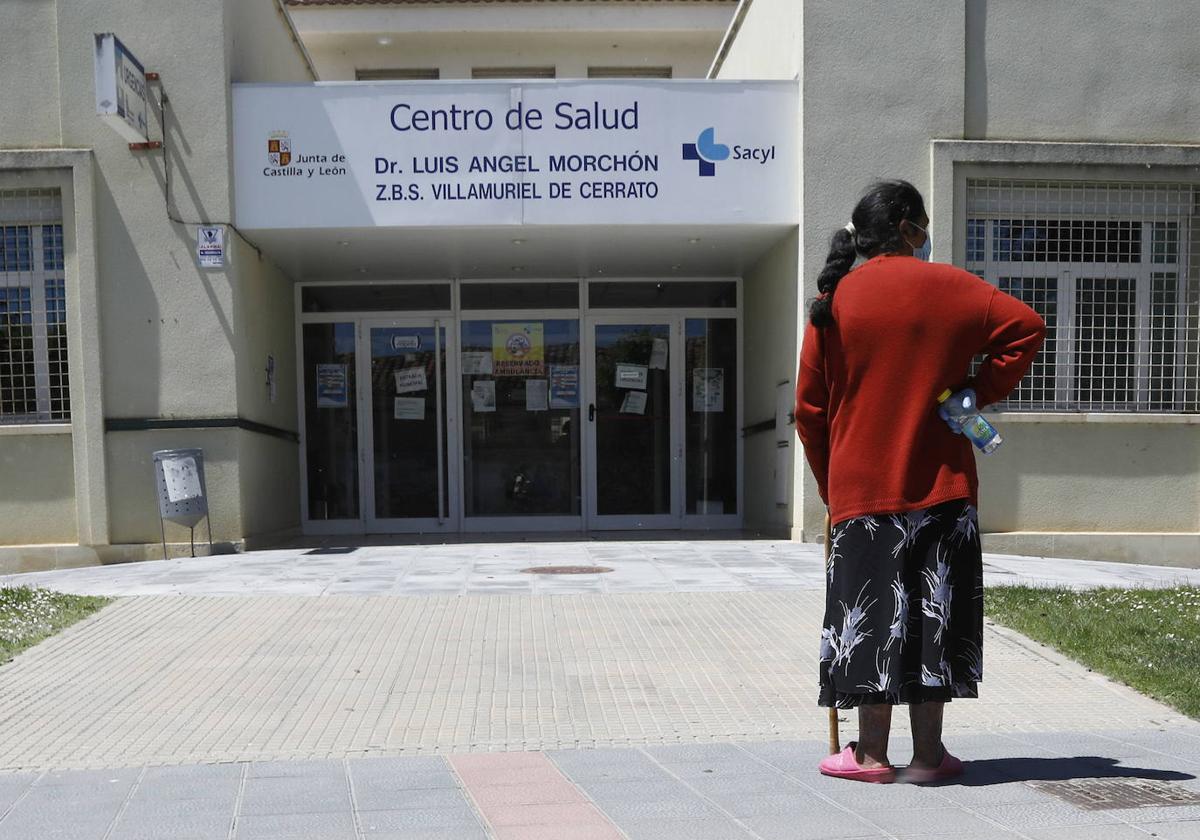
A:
0 0 1197 570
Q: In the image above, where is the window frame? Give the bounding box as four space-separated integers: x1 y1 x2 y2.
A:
965 214 1189 411
0 221 66 423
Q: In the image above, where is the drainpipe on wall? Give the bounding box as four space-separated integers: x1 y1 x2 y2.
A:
707 0 754 79
273 0 320 81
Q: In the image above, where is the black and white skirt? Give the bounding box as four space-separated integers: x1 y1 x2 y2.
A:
818 498 984 708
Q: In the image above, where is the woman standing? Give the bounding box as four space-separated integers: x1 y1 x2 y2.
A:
794 180 1045 783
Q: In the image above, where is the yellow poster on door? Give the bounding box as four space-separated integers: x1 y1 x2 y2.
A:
492 322 545 376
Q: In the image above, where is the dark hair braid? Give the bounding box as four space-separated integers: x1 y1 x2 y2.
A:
808 179 928 328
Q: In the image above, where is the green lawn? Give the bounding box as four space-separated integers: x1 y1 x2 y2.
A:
987 585 1200 720
0 586 111 664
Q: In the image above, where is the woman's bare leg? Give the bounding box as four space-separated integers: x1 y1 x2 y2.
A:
855 704 893 768
908 701 946 768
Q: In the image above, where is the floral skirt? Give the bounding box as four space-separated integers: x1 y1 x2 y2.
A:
818 499 984 708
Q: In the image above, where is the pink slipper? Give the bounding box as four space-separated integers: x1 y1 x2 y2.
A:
900 748 964 784
818 742 897 783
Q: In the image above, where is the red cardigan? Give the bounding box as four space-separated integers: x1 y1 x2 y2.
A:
795 255 1045 524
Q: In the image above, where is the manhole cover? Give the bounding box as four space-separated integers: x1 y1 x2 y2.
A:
1028 779 1200 810
520 566 614 575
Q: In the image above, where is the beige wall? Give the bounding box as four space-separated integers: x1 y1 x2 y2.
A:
741 230 800 534
0 1 309 552
231 235 301 537
303 32 720 81
965 0 1200 143
226 0 314 84
0 0 61 147
105 429 240 546
0 433 76 544
720 0 1200 553
979 421 1200 533
714 0 800 81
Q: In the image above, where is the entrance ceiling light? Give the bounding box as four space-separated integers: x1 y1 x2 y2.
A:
688 237 702 244
377 36 393 46
511 238 526 245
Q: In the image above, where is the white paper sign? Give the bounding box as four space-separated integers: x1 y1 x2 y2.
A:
196 226 225 268
620 391 647 415
233 81 799 229
393 397 425 420
649 338 668 370
461 351 493 375
615 363 648 390
693 367 724 412
391 334 421 351
471 380 496 412
394 367 428 394
526 379 548 412
162 457 202 503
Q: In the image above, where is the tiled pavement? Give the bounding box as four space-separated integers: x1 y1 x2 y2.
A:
3 539 1199 597
0 540 1198 838
0 735 1198 839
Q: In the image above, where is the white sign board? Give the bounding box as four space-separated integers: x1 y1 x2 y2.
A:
94 33 149 144
196 226 225 268
232 81 798 228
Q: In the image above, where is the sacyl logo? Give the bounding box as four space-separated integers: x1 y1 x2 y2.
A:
683 127 778 177
682 127 729 177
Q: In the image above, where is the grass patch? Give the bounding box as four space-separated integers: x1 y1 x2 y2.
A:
987 585 1200 720
0 586 112 664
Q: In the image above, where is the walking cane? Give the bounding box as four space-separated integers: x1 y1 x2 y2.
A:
825 510 841 755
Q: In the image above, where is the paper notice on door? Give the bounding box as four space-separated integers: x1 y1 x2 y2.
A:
461 351 492 376
471 380 496 413
394 367 427 394
620 391 647 415
548 364 579 408
393 397 425 420
693 367 724 412
525 379 548 412
315 364 348 408
162 456 203 502
615 363 648 390
649 337 668 370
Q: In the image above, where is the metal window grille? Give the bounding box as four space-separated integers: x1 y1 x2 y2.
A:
965 178 1199 413
471 66 556 79
355 68 440 81
0 188 69 424
587 66 673 79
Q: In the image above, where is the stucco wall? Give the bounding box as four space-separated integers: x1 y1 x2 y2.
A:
978 420 1200 533
0 433 76 544
231 235 300 537
105 429 241 545
303 33 718 81
226 0 314 84
741 230 800 534
714 0 800 81
965 0 1200 143
0 0 61 148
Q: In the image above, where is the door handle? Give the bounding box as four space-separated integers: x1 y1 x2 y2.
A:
588 403 596 422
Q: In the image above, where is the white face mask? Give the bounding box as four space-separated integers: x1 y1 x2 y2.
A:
907 221 932 261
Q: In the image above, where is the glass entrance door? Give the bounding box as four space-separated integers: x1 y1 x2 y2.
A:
586 319 680 528
362 319 456 531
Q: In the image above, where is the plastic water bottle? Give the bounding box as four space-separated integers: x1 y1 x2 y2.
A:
937 389 1003 454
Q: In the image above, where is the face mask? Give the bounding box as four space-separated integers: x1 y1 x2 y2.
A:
907 221 932 261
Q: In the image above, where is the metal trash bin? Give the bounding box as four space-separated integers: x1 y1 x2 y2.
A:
152 448 212 560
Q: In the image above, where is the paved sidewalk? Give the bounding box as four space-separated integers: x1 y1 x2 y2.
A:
0 735 1198 839
0 541 1198 838
4 539 1199 597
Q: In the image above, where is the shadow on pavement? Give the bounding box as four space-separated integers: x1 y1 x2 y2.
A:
935 756 1196 786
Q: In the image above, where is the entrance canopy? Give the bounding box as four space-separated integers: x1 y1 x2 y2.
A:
233 80 796 230
233 80 797 278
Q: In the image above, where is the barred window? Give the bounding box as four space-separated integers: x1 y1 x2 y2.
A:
0 189 69 424
966 179 1199 413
